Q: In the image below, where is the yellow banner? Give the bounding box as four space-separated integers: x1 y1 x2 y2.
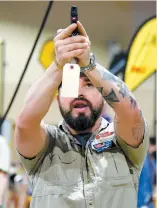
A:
124 17 157 91
39 39 55 69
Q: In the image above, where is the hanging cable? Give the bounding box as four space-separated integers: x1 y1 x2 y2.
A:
0 1 53 129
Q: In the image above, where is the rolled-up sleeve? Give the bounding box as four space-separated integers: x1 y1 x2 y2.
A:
16 124 57 175
116 119 149 170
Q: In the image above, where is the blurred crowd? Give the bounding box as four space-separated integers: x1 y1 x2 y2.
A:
0 133 156 208
6 162 31 208
137 136 157 208
0 135 31 208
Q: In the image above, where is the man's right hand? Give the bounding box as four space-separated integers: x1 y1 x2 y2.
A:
54 23 89 68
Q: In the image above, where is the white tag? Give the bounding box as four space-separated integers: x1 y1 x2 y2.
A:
61 63 80 97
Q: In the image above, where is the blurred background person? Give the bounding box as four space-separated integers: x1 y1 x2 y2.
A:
149 137 157 207
149 137 156 162
0 134 10 208
6 161 29 208
137 137 156 208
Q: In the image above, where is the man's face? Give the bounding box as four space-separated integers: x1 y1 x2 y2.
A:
58 75 104 131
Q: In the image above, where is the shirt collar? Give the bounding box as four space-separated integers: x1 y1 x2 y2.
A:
58 118 117 147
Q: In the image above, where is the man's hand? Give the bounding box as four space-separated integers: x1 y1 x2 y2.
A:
54 22 90 67
76 21 91 67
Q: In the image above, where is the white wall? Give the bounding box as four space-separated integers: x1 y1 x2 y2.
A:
0 1 156 137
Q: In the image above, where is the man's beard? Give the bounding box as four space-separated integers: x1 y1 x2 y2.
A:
58 97 104 131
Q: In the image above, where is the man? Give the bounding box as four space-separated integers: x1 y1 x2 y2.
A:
14 21 149 208
0 134 10 208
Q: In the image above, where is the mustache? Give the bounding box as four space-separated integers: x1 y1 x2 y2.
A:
70 96 92 110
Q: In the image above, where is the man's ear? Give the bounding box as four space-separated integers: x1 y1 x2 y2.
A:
56 94 59 103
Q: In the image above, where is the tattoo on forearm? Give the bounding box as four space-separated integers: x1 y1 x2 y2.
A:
100 70 145 142
103 89 120 108
103 71 117 82
135 109 143 122
117 80 129 98
132 110 144 141
132 125 144 141
115 112 144 146
102 71 133 100
99 70 139 110
130 96 137 109
97 87 103 94
139 109 143 117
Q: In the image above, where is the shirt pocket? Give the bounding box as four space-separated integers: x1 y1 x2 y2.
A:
32 148 82 197
44 147 82 189
90 147 134 187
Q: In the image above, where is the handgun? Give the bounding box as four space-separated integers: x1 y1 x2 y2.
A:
71 6 79 36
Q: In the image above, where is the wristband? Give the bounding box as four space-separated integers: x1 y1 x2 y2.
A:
54 57 63 70
80 53 96 73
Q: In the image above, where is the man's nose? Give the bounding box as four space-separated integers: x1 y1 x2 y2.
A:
78 85 85 96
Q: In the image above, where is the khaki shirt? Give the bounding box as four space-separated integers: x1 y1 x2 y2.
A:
17 118 149 208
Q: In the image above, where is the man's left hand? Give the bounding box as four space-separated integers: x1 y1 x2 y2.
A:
76 21 91 67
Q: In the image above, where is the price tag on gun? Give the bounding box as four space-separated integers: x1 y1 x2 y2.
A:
61 6 80 98
61 60 80 98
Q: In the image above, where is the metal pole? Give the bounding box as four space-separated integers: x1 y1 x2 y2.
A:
0 1 53 128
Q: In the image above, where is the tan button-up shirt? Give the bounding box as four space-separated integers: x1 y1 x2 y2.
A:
18 118 149 208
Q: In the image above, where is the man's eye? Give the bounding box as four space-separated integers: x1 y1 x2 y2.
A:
86 83 93 88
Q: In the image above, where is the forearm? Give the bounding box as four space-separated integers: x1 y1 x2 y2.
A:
18 62 62 126
85 64 145 146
